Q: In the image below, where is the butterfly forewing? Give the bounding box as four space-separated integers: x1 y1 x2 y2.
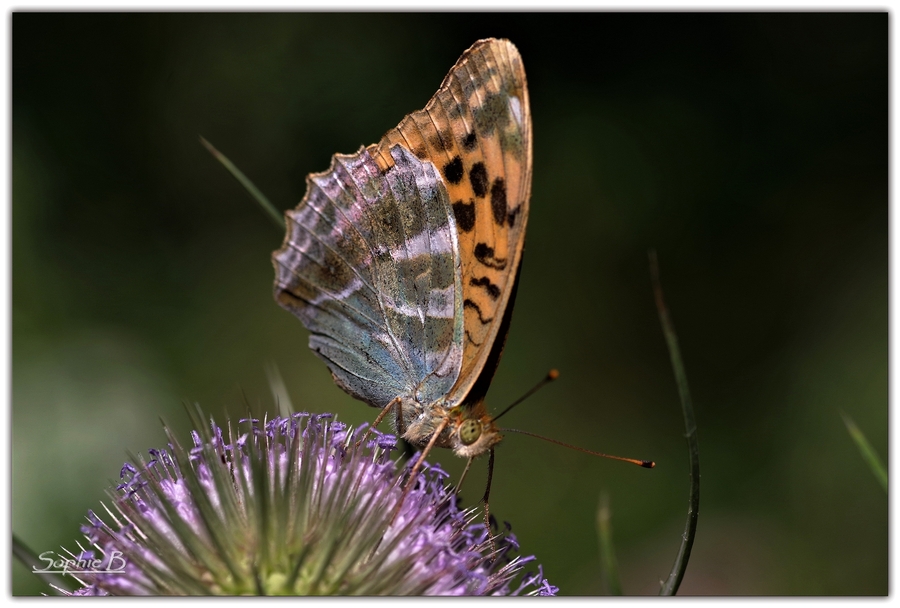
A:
369 38 532 406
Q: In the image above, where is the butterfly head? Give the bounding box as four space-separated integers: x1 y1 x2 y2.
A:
398 398 501 459
447 403 502 459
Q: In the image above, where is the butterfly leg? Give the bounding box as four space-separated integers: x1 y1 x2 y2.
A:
455 457 475 494
395 401 405 436
355 397 400 450
389 416 450 528
482 448 498 555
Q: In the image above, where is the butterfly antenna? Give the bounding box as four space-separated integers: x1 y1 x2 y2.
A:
499 427 655 468
493 369 560 422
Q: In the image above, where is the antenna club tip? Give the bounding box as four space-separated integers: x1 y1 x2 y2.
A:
548 369 560 380
641 460 656 469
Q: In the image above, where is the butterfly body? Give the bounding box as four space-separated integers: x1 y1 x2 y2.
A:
273 38 530 461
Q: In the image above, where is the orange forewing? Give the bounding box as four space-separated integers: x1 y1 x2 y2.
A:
368 38 532 406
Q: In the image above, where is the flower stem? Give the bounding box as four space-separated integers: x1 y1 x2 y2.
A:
649 250 700 596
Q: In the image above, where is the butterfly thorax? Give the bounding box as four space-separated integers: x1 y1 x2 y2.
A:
398 397 502 459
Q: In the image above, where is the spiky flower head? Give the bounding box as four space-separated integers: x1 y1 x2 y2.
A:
66 410 556 596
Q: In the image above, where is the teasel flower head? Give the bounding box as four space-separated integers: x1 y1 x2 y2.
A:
65 408 557 596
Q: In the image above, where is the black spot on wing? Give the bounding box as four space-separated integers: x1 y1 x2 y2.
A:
452 200 476 233
464 299 493 324
443 156 464 184
470 276 501 300
507 205 521 228
469 162 489 198
413 144 428 160
490 177 507 226
474 243 507 270
463 131 478 151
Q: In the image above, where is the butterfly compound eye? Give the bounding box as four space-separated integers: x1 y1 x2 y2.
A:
459 419 482 446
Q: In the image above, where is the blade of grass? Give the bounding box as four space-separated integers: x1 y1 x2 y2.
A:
265 362 294 419
199 136 285 230
596 492 623 595
841 412 887 492
13 534 70 594
649 250 700 596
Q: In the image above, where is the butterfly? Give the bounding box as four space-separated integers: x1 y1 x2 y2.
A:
272 38 530 480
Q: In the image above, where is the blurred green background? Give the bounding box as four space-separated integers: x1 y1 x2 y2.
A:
12 13 886 595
